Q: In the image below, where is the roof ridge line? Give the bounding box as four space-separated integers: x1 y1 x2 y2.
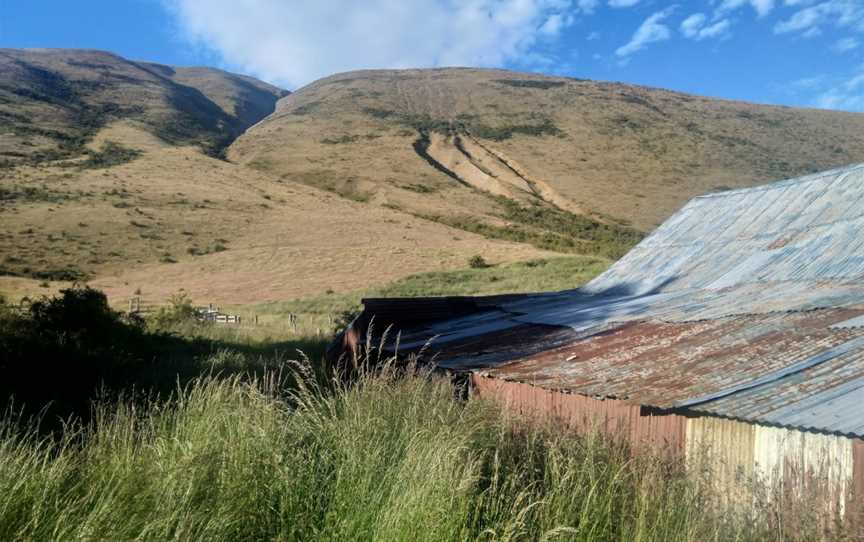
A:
691 162 864 201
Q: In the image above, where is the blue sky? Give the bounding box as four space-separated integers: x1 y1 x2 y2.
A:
2 1 863 111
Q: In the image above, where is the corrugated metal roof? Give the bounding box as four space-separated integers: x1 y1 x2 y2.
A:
358 163 864 437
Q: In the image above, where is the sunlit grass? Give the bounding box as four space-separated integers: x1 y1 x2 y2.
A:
241 255 608 336
0 356 850 541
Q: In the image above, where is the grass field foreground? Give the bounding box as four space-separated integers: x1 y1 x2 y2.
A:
0 360 833 542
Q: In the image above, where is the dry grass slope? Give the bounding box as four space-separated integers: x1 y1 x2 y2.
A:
6 54 864 308
0 122 552 305
229 67 864 231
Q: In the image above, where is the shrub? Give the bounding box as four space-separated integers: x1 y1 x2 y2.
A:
468 254 488 269
79 141 141 169
0 286 152 424
494 78 567 89
149 292 198 330
320 134 360 144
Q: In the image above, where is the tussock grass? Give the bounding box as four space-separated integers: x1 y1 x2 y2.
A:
0 357 846 541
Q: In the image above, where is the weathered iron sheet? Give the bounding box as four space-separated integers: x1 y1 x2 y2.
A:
583 164 864 296
470 373 687 453
475 311 864 424
473 374 863 514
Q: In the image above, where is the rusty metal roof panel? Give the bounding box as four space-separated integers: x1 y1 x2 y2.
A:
472 310 864 435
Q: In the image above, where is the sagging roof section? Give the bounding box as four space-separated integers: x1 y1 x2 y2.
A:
355 163 864 437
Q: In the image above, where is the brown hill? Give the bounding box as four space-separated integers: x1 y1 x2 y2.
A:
0 51 551 305
5 53 864 307
0 48 287 165
228 68 864 231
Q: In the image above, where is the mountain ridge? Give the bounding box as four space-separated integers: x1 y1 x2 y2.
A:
0 48 288 165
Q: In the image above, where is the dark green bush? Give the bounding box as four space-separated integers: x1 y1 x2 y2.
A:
149 292 198 330
0 287 238 428
493 78 566 89
79 141 141 169
0 286 154 424
468 255 488 269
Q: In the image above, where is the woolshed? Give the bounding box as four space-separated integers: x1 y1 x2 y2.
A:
332 163 864 508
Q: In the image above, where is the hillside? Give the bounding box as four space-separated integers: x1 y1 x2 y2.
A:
229 68 864 231
5 53 864 307
0 48 287 165
0 50 552 305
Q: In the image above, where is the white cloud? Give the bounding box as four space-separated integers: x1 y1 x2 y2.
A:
774 1 864 36
540 13 569 36
608 0 641 7
716 0 775 17
681 13 732 40
615 7 675 57
163 0 582 88
789 75 825 90
833 36 860 52
587 31 601 40
681 13 707 37
815 70 864 111
751 0 776 16
577 0 600 13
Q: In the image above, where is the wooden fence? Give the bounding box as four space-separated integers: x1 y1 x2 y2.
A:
127 298 251 325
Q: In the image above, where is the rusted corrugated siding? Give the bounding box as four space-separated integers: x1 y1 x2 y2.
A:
470 373 686 454
852 441 864 526
474 373 864 514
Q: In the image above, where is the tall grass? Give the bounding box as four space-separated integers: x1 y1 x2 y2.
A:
0 356 843 541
